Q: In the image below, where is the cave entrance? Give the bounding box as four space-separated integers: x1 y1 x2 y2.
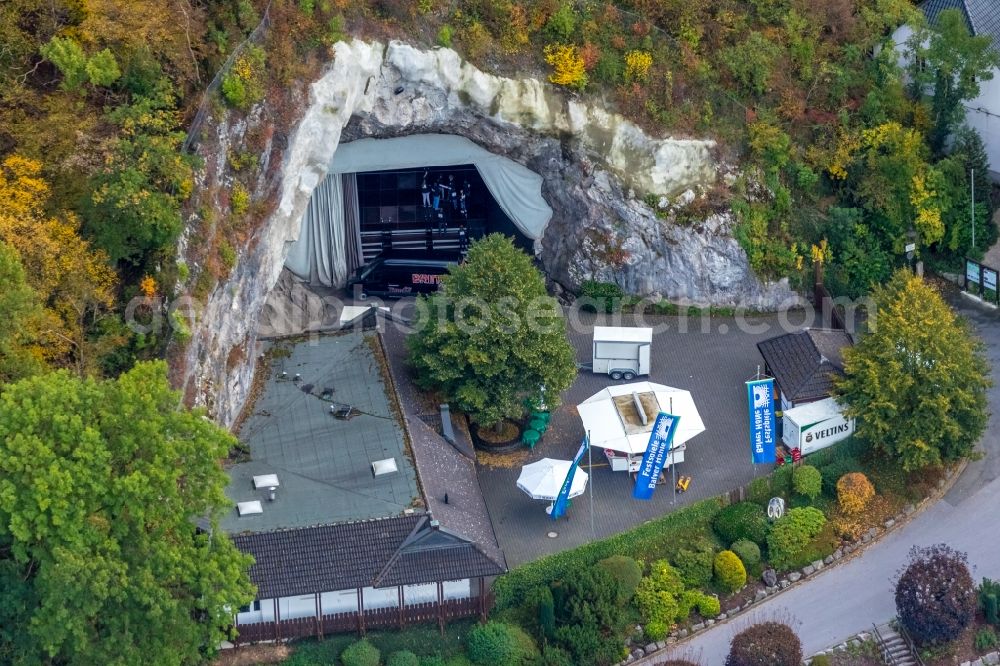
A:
284 134 551 292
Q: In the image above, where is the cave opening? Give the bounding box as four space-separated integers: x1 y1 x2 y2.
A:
283 134 550 298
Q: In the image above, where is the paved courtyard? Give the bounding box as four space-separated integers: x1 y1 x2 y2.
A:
376 304 809 567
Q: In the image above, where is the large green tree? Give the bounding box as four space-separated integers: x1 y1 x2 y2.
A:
835 270 989 471
407 234 577 428
906 9 1000 154
0 241 46 384
0 361 254 664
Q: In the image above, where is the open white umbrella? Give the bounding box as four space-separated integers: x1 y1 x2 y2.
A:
517 458 589 501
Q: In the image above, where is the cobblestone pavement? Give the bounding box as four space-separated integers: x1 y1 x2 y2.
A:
469 310 798 566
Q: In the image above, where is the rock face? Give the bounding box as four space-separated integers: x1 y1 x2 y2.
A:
178 38 797 426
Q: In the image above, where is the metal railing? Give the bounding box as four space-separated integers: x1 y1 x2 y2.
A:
896 620 926 666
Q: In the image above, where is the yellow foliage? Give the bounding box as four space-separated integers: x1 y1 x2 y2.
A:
0 156 117 373
910 173 944 244
544 44 587 89
828 129 860 180
810 239 832 265
624 50 653 83
837 472 875 516
140 276 158 299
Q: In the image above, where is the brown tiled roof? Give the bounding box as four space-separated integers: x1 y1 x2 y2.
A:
756 329 853 404
233 515 504 599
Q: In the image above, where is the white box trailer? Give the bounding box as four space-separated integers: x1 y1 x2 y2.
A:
592 326 652 380
782 397 855 456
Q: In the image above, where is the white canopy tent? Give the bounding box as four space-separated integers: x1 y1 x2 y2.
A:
578 381 705 461
517 458 589 502
284 134 553 288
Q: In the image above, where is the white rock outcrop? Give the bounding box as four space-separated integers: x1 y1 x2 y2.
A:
177 38 796 426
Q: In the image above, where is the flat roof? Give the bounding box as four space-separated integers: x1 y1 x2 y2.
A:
593 326 653 343
220 330 420 534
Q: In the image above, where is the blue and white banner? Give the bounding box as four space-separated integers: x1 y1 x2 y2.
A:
632 413 680 501
551 435 589 519
747 378 777 464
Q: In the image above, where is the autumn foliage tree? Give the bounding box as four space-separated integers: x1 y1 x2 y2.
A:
836 271 989 471
895 544 977 646
0 156 116 375
836 472 875 515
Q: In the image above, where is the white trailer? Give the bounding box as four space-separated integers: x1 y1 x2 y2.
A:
592 326 652 380
782 397 855 456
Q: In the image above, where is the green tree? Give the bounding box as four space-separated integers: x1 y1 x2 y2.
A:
906 9 1000 154
0 241 46 383
40 36 89 91
792 464 822 500
836 271 989 471
837 271 990 471
84 48 122 87
86 80 192 265
0 362 254 664
407 234 576 429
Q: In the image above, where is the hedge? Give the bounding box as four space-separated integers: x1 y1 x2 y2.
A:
493 499 723 609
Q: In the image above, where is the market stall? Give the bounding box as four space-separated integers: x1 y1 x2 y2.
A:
577 382 705 474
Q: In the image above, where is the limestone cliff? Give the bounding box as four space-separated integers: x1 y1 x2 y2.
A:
177 39 797 426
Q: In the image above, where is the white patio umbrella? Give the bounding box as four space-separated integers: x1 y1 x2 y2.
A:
516 458 589 501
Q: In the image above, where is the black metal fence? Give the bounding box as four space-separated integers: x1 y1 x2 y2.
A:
964 257 999 306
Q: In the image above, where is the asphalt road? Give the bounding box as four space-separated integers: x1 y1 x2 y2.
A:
658 292 1000 666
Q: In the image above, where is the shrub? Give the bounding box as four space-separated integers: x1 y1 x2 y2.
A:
544 44 587 89
545 2 577 41
466 622 537 665
579 280 624 313
771 463 794 497
714 550 747 593
810 655 832 666
792 464 822 500
659 662 700 666
673 546 714 587
747 476 772 504
697 594 721 618
818 457 863 497
387 651 421 666
767 507 827 569
341 640 380 666
725 622 802 666
536 585 555 640
713 502 770 546
635 560 685 628
624 50 653 83
231 183 250 216
730 539 761 568
552 622 621 666
895 544 977 646
460 21 491 61
837 472 875 515
222 45 265 110
597 555 642 604
437 24 453 48
980 578 1000 626
976 627 999 652
539 645 574 666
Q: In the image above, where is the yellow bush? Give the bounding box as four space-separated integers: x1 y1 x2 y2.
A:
139 275 158 299
231 183 250 216
544 44 587 89
624 50 653 83
837 472 875 516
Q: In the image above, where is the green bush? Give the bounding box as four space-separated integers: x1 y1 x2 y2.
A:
697 593 721 618
579 280 625 313
341 639 380 666
771 464 794 497
792 464 822 500
979 578 1000 626
536 585 555 640
466 622 537 665
976 627 999 652
493 499 722 610
730 539 761 568
747 476 772 504
767 507 827 569
817 457 864 497
221 45 265 110
545 2 577 41
387 651 421 666
673 546 714 587
437 24 453 48
810 655 832 666
539 645 574 666
419 658 446 666
714 550 747 593
597 555 642 605
713 502 770 546
634 560 685 629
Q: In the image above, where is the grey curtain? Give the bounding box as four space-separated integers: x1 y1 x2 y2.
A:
342 173 362 276
284 173 349 287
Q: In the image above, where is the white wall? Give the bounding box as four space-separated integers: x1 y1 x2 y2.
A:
891 25 1000 181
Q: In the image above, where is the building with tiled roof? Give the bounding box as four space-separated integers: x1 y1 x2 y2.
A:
224 328 505 643
756 328 854 409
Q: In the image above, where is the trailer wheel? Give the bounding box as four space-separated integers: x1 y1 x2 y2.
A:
623 371 636 381
358 292 368 301
610 370 623 381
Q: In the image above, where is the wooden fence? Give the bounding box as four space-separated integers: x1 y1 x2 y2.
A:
233 596 484 645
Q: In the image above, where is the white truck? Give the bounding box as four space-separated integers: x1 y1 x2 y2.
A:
781 397 855 456
592 326 652 380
